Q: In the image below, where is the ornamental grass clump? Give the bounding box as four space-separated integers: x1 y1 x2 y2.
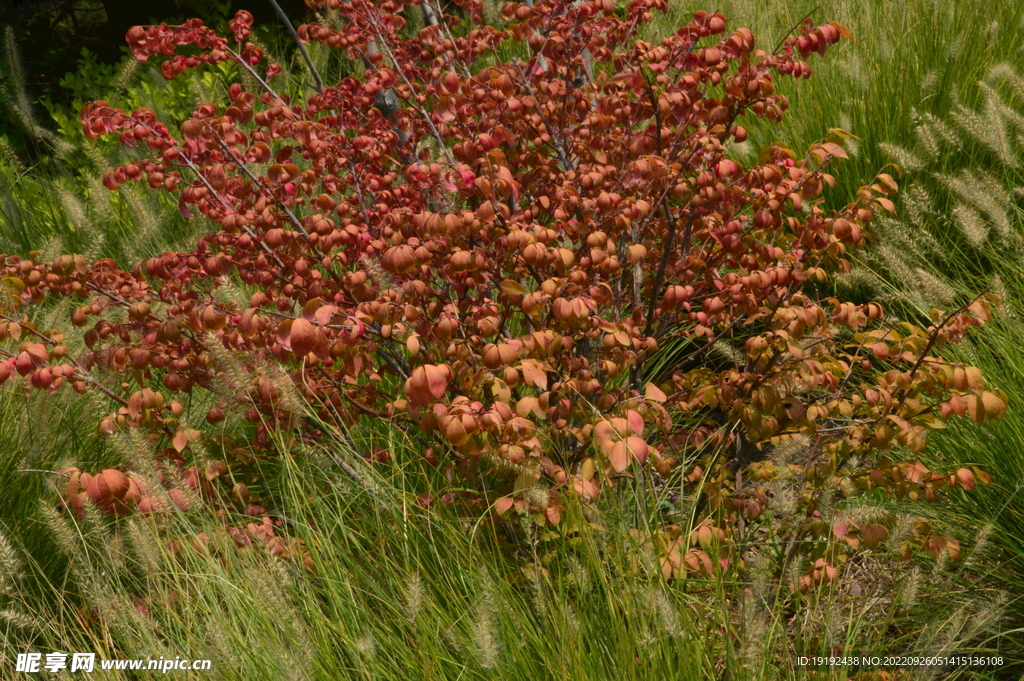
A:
0 0 1004 583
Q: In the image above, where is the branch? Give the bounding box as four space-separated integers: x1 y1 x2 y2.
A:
268 0 325 93
213 135 310 237
172 149 287 269
642 212 694 339
772 7 820 55
0 312 130 407
225 46 283 101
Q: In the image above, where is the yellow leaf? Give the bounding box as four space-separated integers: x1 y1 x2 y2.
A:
499 279 527 296
492 378 511 403
2 276 25 293
514 468 540 492
828 21 853 40
826 127 857 140
876 173 898 192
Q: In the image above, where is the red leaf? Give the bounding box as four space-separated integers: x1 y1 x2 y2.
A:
955 468 976 491
626 410 644 437
290 317 318 357
314 304 339 326
424 364 450 399
128 391 143 419
494 497 515 515
178 193 195 219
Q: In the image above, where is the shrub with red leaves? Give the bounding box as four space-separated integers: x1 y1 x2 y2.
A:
0 1 1003 579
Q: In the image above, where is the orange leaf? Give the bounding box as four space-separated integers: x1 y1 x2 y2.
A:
874 197 896 213
608 440 631 472
593 421 615 449
515 396 540 418
833 519 849 539
520 359 548 390
494 497 515 515
406 334 421 356
573 475 600 500
862 523 888 549
625 436 649 464
645 382 667 403
981 391 1006 419
955 468 976 491
313 304 339 325
476 200 496 222
818 142 848 160
128 391 143 419
965 394 982 423
625 410 644 437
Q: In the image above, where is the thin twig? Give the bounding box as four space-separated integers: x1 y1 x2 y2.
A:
214 135 310 237
226 46 283 101
772 7 820 55
268 0 324 92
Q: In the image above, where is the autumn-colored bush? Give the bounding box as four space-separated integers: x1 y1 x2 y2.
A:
0 0 1004 579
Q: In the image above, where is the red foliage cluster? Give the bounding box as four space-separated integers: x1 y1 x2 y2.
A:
0 1 1003 579
124 11 277 80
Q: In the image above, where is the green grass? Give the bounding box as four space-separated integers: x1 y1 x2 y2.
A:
1 416 1016 680
671 0 1024 647
659 0 1024 196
